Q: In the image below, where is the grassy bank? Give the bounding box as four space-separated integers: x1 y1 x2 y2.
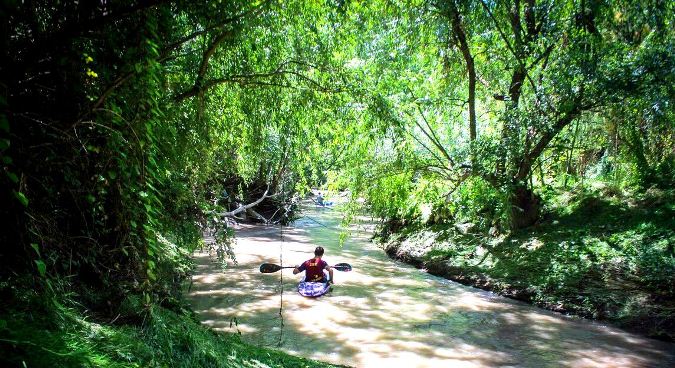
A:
378 187 675 340
0 284 341 368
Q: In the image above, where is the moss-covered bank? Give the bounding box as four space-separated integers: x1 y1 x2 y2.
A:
377 188 675 341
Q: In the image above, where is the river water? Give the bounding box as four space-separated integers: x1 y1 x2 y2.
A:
187 205 675 367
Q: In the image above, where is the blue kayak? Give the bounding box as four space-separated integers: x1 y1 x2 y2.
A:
297 273 331 297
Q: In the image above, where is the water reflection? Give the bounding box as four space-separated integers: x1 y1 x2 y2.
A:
188 206 675 367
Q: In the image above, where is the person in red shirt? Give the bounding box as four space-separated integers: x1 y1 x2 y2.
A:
293 246 334 284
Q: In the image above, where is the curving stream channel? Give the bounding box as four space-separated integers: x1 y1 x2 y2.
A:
187 205 675 367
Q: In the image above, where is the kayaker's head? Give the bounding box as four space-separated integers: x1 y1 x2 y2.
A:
314 246 324 258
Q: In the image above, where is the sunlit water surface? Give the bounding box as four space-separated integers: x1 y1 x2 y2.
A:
188 205 675 367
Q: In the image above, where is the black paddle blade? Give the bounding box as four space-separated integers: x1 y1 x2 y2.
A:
259 263 283 273
333 263 352 272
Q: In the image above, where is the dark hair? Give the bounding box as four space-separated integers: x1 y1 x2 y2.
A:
314 246 324 256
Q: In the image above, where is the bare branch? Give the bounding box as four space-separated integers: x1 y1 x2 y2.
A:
215 187 273 218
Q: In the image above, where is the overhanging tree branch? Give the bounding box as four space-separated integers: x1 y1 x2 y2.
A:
195 30 235 88
215 187 274 218
174 68 343 101
84 2 271 113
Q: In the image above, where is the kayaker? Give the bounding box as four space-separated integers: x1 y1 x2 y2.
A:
316 192 333 207
293 246 334 284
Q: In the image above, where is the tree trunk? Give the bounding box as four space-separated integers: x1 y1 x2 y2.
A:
509 184 541 229
447 0 477 143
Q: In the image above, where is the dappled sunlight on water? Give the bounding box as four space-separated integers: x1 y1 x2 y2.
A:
188 205 675 367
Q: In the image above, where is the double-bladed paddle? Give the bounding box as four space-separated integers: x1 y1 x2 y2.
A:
259 262 352 273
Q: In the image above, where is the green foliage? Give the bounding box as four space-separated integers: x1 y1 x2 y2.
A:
407 178 451 224
0 284 337 368
327 0 674 229
365 172 414 220
1 0 356 312
1 0 673 358
447 177 508 229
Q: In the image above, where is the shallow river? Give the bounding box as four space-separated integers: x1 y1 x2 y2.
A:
187 205 675 367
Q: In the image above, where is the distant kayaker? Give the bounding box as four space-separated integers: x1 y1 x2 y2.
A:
293 246 334 284
315 192 333 207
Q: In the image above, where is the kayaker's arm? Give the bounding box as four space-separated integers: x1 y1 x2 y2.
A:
294 262 306 275
326 265 334 284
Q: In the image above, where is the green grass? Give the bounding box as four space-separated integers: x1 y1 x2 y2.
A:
0 286 342 368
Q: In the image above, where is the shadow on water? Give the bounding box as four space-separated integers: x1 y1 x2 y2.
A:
187 204 675 368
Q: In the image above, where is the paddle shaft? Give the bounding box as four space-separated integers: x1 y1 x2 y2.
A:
260 262 352 273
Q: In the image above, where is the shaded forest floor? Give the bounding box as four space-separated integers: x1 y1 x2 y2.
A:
379 187 675 341
0 285 342 368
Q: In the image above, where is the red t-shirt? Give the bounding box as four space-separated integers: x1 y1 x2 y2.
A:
298 258 328 282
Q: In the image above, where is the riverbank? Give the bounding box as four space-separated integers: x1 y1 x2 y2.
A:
378 188 674 341
0 283 342 368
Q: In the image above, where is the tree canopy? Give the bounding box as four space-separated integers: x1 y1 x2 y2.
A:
1 0 673 314
327 0 674 228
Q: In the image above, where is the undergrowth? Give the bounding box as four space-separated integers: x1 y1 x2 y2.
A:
0 282 340 368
